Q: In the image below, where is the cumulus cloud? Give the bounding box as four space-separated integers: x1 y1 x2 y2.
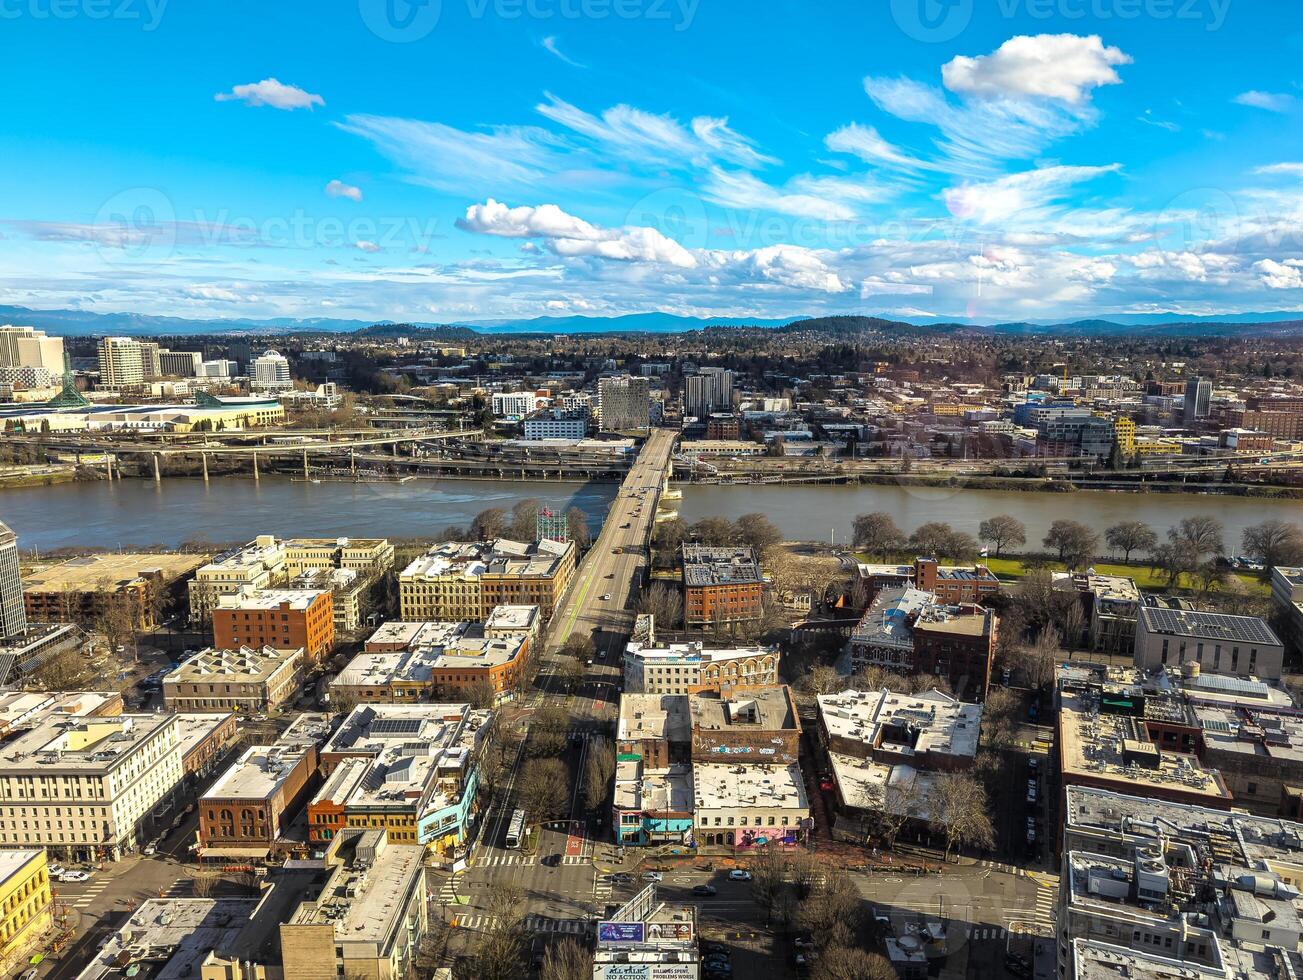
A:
1234 91 1296 113
1256 258 1303 289
214 78 324 110
942 35 1131 105
354 240 381 253
325 180 363 202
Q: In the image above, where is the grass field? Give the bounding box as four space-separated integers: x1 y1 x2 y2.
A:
853 553 1270 596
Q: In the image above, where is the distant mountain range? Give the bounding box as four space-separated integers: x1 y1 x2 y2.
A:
2 303 1303 339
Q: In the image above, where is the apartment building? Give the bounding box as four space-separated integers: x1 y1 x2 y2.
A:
24 552 206 630
623 641 780 695
681 545 765 627
522 407 588 440
1059 786 1303 980
0 848 51 979
0 325 63 374
313 703 489 860
399 538 575 621
816 688 981 831
162 645 304 714
250 350 292 392
1055 572 1143 654
212 588 335 665
692 762 809 849
97 336 160 387
688 686 801 766
597 374 651 431
849 587 999 700
282 535 394 581
289 567 367 633
1134 606 1284 681
156 349 202 377
0 521 26 641
0 713 187 860
188 535 288 624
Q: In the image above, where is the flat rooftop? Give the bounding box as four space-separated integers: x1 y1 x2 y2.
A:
76 899 257 980
215 588 330 611
0 713 176 776
202 743 313 802
689 686 797 732
614 761 693 813
400 538 571 580
1058 687 1231 802
1138 606 1281 646
625 641 773 665
165 645 301 683
24 552 205 591
817 688 982 759
618 694 692 743
692 762 808 812
681 545 763 587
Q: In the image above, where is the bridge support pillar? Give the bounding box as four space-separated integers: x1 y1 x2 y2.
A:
350 448 356 474
252 452 259 481
105 455 113 480
303 449 309 480
201 453 209 482
152 453 161 483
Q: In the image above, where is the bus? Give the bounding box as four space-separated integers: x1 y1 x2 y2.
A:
505 809 527 850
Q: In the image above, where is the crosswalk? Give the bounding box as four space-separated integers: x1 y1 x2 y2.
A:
477 851 589 868
67 879 110 909
436 874 464 906
452 913 590 934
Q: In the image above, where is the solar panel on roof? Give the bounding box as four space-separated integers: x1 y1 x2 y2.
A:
1143 607 1278 645
369 717 423 736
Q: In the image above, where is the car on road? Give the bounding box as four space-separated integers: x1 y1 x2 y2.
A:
601 594 611 601
692 884 717 896
18 969 39 980
641 871 663 882
59 870 92 883
144 843 157 856
543 854 562 867
610 873 634 884
48 863 65 877
727 869 752 881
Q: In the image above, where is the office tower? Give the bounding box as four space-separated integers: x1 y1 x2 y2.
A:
157 349 203 377
597 375 651 431
97 337 160 387
1184 375 1211 423
251 350 293 391
0 522 27 641
0 326 64 374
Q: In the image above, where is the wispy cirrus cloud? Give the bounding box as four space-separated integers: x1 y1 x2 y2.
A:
1233 90 1296 113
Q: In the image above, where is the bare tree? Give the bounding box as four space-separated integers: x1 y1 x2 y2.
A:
926 771 995 861
518 757 569 826
509 499 543 541
470 507 509 542
800 664 846 696
734 512 783 553
1042 520 1099 570
1105 520 1158 563
852 512 906 557
583 736 616 812
1169 515 1225 562
464 678 496 710
748 845 789 926
1011 627 1062 691
190 872 216 898
635 583 683 629
812 947 896 980
980 687 1020 749
541 938 592 980
565 508 592 549
29 648 92 691
1242 519 1303 576
979 515 1026 559
556 658 584 693
527 703 569 758
857 775 919 850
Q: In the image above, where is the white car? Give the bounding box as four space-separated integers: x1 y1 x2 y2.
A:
59 870 92 883
601 594 611 601
728 869 752 881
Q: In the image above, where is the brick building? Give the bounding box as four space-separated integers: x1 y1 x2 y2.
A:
688 686 801 766
681 545 764 627
212 588 335 665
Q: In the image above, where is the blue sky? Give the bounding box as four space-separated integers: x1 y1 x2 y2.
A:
2 0 1302 323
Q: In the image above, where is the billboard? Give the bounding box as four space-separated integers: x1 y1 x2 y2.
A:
594 964 698 980
597 921 646 945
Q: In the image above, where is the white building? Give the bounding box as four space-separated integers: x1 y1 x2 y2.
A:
251 350 292 392
200 359 237 378
0 714 187 860
97 337 159 387
623 641 779 695
188 534 288 623
692 762 808 848
491 390 543 419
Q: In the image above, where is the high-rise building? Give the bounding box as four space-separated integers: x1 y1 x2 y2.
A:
97 337 160 387
597 375 651 431
0 523 26 641
684 367 735 418
1183 375 1212 423
250 350 292 391
157 349 202 377
0 326 64 374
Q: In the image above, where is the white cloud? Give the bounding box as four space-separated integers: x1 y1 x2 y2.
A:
354 240 381 253
541 36 586 68
941 35 1130 105
1254 163 1303 177
214 78 324 111
824 123 936 171
183 285 245 303
1234 91 1296 113
1256 258 1303 289
536 93 776 169
325 179 363 202
456 199 696 268
701 168 859 221
943 164 1121 225
338 115 565 193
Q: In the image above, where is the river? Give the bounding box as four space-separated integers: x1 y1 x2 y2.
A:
2 476 1300 554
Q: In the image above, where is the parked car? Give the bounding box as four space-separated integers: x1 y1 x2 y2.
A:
728 869 752 881
1026 779 1038 804
143 843 157 856
642 871 663 882
692 884 717 896
59 870 92 883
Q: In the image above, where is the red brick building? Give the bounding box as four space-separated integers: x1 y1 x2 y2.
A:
212 588 335 665
682 546 764 627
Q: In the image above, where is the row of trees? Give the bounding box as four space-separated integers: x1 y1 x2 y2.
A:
853 510 1303 580
444 500 592 549
652 511 784 558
